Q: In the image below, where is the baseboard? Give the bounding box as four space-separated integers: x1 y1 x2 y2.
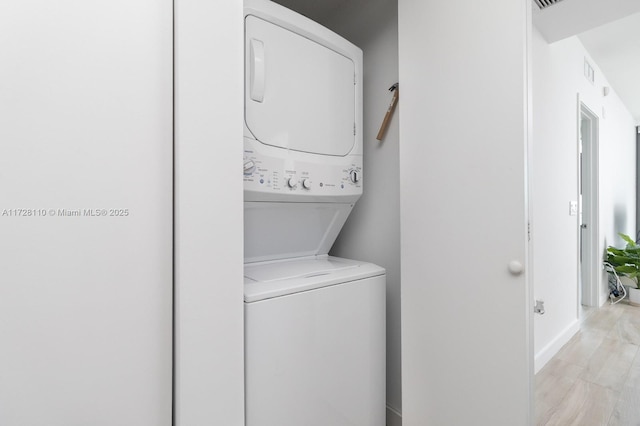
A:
386 405 402 426
534 319 579 373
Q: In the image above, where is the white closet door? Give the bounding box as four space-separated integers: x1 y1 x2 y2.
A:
399 0 532 424
0 1 172 425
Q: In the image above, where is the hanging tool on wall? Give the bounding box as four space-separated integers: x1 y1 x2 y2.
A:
376 82 399 141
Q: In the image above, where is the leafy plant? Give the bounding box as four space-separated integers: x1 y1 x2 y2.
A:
606 233 640 288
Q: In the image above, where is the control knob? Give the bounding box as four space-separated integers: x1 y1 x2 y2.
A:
243 160 256 176
349 170 360 183
302 179 311 189
287 177 297 189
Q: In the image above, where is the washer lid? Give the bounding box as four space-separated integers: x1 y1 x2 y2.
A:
244 15 356 156
244 255 385 302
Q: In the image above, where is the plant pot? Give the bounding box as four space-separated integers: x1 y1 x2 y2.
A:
628 287 640 306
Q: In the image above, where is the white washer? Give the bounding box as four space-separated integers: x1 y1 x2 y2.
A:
244 255 386 426
242 1 385 424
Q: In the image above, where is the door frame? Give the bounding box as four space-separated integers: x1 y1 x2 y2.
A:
577 99 600 308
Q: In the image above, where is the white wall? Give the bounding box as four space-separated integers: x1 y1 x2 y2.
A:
399 0 532 424
0 0 172 424
324 0 402 421
532 27 637 371
174 0 245 425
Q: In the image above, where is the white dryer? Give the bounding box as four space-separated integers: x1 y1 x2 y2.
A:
243 1 385 425
243 0 363 264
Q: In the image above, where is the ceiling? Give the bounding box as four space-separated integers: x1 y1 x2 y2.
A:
533 0 640 123
533 0 640 43
578 13 640 123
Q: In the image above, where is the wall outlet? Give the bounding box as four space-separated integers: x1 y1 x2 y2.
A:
569 201 578 216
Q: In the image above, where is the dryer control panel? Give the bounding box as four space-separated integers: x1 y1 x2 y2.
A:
243 138 362 202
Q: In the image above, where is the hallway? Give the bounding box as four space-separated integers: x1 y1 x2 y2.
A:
536 301 640 425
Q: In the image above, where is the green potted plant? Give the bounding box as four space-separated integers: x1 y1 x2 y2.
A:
606 233 640 306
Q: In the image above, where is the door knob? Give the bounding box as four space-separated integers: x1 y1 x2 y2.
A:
508 260 524 276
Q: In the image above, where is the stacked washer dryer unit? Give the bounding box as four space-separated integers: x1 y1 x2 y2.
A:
243 1 386 425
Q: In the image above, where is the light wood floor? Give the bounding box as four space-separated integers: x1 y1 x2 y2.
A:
536 301 640 426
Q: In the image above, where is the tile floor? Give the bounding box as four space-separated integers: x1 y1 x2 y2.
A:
536 300 640 425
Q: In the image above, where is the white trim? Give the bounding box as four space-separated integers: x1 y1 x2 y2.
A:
525 2 535 424
386 405 402 426
534 319 580 373
577 100 601 308
576 95 583 311
174 1 245 424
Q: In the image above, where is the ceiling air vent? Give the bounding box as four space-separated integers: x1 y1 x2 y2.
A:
534 0 566 10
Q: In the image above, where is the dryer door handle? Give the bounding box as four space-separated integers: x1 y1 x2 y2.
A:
250 39 265 102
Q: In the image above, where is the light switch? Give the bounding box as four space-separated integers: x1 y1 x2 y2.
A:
569 201 578 216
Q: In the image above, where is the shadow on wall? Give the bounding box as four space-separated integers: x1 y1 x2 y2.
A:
614 204 627 245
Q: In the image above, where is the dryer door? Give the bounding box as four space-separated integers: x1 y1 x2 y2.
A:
245 15 356 156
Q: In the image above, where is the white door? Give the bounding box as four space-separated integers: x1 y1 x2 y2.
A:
579 104 599 307
399 0 532 424
0 1 173 424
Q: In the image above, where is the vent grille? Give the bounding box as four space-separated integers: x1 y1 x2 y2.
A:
534 0 566 9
